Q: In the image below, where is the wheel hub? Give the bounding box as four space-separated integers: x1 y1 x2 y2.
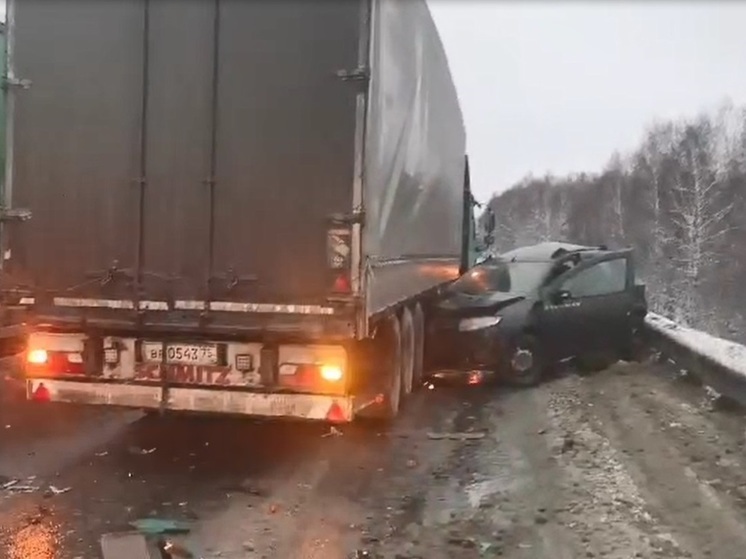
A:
512 348 534 372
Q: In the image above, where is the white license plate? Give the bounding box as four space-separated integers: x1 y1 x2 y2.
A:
142 342 218 366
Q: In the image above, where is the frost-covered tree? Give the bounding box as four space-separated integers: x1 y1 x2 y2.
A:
667 118 733 327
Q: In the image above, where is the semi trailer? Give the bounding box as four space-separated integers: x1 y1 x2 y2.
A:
0 0 474 422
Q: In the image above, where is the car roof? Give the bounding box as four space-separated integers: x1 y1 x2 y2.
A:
498 242 608 262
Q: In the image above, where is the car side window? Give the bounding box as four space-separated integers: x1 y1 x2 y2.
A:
561 258 627 298
544 257 580 285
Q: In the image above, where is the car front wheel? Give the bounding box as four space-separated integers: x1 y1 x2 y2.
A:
507 334 544 387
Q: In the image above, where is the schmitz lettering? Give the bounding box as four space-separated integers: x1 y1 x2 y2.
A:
134 363 231 385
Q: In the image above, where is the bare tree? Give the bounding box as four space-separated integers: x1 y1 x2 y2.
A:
633 122 681 314
664 119 732 326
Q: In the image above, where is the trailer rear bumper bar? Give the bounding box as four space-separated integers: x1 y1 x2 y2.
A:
26 378 355 422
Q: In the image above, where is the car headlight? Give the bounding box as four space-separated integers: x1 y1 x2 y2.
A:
458 316 502 332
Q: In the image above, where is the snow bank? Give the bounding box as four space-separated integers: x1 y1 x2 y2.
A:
645 313 746 377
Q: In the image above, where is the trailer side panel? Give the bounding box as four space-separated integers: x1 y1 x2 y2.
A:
364 0 466 317
10 0 143 296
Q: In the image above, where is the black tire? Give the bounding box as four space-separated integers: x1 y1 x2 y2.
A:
412 304 425 390
358 315 403 421
507 334 544 387
400 307 416 400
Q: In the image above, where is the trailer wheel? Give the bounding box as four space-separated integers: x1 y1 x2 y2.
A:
411 303 425 390
358 314 402 421
400 307 416 399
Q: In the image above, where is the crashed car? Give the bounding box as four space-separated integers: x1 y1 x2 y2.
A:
426 242 648 386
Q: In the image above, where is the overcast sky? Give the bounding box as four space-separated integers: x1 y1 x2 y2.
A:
429 1 746 201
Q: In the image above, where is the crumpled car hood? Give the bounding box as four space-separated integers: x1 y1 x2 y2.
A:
438 290 526 313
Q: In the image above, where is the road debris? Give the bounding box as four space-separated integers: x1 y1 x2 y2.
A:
129 518 191 536
42 484 72 499
160 538 196 559
447 535 478 548
1 479 18 490
100 531 157 559
323 426 343 438
560 435 575 454
128 446 157 455
2 477 40 494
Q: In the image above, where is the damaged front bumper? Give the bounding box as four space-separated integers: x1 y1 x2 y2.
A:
427 322 511 376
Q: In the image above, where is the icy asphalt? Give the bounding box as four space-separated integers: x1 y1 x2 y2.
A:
2 358 746 558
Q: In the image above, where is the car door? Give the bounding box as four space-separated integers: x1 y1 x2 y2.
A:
538 251 633 360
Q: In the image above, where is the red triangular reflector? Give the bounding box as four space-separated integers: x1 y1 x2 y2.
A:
33 383 51 402
325 401 347 423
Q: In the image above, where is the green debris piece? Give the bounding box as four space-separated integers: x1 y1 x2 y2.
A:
129 518 191 535
479 541 503 556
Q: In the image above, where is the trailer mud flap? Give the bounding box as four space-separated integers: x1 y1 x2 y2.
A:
26 379 355 422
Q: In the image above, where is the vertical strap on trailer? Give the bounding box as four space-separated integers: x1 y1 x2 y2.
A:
202 0 221 326
133 0 151 323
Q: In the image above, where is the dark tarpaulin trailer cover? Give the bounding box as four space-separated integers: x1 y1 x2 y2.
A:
3 0 465 332
363 0 466 317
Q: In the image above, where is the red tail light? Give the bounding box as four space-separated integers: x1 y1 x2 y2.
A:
332 273 351 294
26 349 85 376
278 363 346 394
325 401 347 423
327 226 352 295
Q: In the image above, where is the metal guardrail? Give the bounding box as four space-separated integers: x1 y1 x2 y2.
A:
643 313 746 408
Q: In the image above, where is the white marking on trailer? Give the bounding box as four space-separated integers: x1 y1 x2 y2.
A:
19 297 35 305
207 301 335 315
54 297 135 309
174 300 206 311
174 300 333 314
50 298 333 315
138 300 168 311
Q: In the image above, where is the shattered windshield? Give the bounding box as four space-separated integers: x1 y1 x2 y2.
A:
449 261 551 296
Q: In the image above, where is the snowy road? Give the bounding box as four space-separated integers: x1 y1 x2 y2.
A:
2 359 746 558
